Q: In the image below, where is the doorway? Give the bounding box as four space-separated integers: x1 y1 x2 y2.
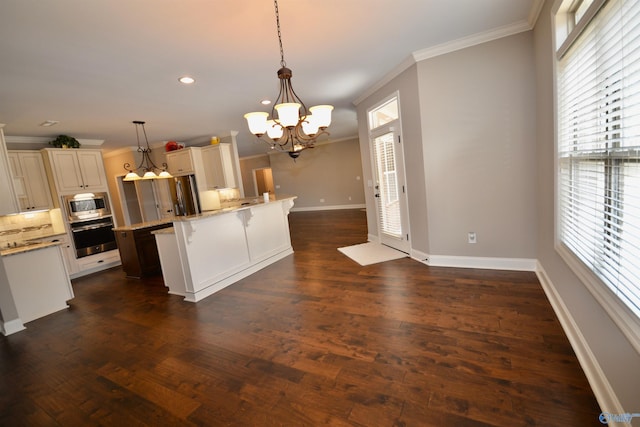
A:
368 94 410 253
253 167 274 196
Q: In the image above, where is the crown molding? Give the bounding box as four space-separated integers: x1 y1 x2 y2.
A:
5 135 104 146
354 0 544 106
353 54 415 106
528 0 545 28
412 19 532 63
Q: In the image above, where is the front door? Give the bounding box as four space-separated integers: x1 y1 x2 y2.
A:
369 95 410 253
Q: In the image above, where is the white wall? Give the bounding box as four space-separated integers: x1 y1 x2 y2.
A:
534 0 640 415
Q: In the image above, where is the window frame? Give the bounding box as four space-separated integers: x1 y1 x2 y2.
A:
552 0 640 354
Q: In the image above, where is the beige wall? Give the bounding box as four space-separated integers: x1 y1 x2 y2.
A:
418 32 537 258
534 0 640 412
239 155 271 197
268 138 365 210
356 32 537 259
102 148 136 227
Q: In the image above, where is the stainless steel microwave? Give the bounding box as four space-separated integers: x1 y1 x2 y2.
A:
63 192 111 223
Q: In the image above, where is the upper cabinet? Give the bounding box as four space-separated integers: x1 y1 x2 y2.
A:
165 149 196 176
201 143 237 190
42 149 108 194
7 150 53 211
0 125 19 215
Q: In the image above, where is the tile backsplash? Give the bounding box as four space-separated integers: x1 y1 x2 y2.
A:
0 209 65 247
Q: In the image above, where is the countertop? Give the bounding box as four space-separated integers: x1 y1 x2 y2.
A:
152 227 175 235
112 218 175 232
114 194 296 231
0 241 61 257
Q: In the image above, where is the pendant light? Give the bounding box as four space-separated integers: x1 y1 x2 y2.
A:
123 121 172 181
244 0 333 159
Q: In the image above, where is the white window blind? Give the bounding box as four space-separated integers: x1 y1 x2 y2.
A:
373 132 401 238
557 0 640 318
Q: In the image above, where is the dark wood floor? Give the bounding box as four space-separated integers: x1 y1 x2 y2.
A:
0 209 600 426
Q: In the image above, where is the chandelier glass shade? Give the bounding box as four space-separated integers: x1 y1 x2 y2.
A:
123 121 172 181
244 0 333 159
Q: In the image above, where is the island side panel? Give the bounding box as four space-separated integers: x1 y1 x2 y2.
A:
173 211 251 298
245 201 293 262
4 245 73 324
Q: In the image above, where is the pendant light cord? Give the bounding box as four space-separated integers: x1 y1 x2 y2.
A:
274 0 286 68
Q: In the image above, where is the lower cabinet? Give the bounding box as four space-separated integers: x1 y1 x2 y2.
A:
75 249 121 276
115 223 172 278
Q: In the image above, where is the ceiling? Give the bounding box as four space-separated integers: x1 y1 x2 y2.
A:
0 0 541 157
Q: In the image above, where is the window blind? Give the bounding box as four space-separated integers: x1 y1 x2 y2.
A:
373 132 401 238
557 0 640 317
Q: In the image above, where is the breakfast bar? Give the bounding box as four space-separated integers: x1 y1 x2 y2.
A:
154 195 296 302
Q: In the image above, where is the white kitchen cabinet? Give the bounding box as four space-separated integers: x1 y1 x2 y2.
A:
0 125 19 215
42 148 107 194
166 149 195 176
201 143 237 189
28 233 78 276
7 150 53 212
74 249 120 278
2 244 74 325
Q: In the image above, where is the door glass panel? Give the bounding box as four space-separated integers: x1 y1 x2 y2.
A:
369 98 399 130
373 132 401 238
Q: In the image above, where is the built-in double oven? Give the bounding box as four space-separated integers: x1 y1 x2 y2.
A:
63 192 117 258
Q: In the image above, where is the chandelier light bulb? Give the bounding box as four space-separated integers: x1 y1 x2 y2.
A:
274 103 301 128
309 105 334 128
124 171 141 181
244 112 269 136
301 114 320 136
266 120 284 139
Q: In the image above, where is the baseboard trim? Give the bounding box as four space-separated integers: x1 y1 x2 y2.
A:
536 262 625 423
425 254 537 271
291 204 366 212
1 318 26 336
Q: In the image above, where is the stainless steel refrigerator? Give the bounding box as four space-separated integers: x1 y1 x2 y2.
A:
171 174 201 216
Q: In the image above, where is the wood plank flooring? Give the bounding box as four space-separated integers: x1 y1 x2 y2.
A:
0 209 600 426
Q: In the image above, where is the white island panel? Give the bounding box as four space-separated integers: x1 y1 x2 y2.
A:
245 200 293 262
175 209 251 293
160 195 295 302
3 245 73 325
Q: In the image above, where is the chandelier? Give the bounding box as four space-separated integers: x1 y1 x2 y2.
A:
244 0 333 159
123 121 172 181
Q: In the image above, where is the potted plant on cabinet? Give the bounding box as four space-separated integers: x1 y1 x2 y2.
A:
49 135 81 148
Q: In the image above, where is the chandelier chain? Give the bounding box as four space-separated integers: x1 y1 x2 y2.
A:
274 0 286 68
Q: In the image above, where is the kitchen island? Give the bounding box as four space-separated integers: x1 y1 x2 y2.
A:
113 220 174 279
0 242 74 335
154 195 295 302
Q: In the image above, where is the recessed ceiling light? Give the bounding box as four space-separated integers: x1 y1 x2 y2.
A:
39 120 59 127
178 76 195 84
261 99 271 105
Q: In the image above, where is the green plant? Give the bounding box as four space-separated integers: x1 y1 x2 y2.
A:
49 135 80 148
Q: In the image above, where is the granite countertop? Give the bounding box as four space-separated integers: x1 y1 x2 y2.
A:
112 218 175 232
173 194 297 222
0 241 61 257
115 195 297 230
151 227 175 235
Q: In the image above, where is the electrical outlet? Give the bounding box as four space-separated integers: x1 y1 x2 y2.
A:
468 232 477 244
320 198 325 203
